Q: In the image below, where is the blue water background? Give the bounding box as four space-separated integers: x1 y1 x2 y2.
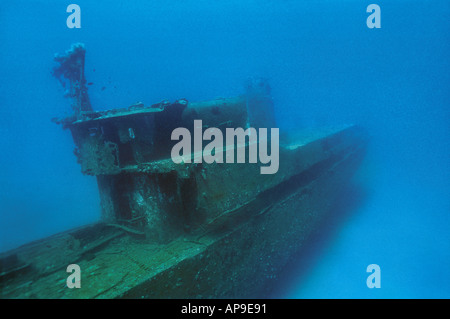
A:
0 1 449 298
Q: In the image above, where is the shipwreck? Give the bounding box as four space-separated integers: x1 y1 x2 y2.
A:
0 43 368 298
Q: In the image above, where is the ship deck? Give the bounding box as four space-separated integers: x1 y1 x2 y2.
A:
0 125 367 298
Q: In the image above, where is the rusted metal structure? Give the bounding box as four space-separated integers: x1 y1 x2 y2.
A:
0 44 368 298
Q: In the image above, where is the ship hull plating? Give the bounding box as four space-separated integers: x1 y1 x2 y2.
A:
0 125 367 298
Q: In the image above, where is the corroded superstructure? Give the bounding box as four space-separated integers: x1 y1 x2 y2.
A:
0 44 368 298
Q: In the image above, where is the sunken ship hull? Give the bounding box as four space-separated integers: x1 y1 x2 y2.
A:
0 44 368 298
